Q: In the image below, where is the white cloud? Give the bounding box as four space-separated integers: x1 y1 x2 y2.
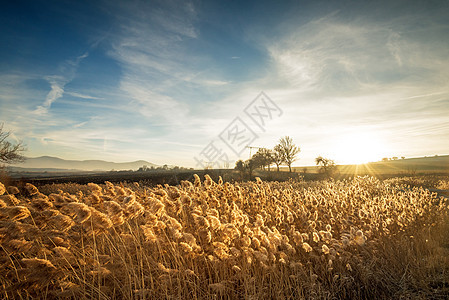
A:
195 79 229 86
73 121 88 128
65 92 104 100
34 78 64 114
387 31 403 66
120 79 189 121
267 20 388 93
215 11 449 165
3 2 448 167
33 52 89 115
106 0 232 127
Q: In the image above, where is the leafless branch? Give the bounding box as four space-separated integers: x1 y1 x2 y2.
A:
0 123 26 163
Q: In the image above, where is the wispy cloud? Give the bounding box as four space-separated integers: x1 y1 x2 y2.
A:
2 1 448 166
120 79 189 121
65 92 104 100
34 76 65 114
267 20 388 92
34 52 89 115
225 8 449 164
106 0 232 127
193 79 229 86
73 121 88 128
387 31 402 67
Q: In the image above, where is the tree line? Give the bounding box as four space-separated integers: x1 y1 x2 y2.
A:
235 136 338 179
235 136 300 178
0 125 338 179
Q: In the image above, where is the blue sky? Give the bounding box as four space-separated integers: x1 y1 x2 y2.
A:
1 0 448 167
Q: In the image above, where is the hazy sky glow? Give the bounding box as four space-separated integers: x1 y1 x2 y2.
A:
1 0 448 167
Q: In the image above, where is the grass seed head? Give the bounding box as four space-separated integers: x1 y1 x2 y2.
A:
25 183 39 196
193 174 201 187
313 231 320 243
141 225 158 242
302 242 313 253
88 183 103 194
1 206 31 221
7 186 20 194
49 214 75 231
0 182 6 195
31 198 54 211
61 202 91 224
354 230 366 246
7 239 33 254
0 194 20 206
232 265 241 272
85 207 113 233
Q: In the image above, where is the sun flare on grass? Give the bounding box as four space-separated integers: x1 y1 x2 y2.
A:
331 131 390 165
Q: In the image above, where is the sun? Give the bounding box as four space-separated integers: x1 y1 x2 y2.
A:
330 131 390 165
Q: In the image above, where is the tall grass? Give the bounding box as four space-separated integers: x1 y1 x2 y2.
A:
0 176 448 299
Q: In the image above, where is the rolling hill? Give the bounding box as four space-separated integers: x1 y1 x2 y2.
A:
294 155 449 175
338 155 449 175
9 156 157 172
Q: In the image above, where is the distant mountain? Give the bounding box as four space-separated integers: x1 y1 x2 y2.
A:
11 156 157 171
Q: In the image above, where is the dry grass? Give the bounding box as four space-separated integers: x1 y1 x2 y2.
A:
0 176 448 299
384 175 449 190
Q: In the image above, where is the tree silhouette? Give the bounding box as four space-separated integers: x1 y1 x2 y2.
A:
0 124 25 164
277 136 300 172
273 144 284 172
235 160 245 179
315 156 336 177
245 158 260 179
252 148 273 171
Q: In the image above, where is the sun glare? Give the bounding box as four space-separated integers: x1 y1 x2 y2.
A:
330 131 389 165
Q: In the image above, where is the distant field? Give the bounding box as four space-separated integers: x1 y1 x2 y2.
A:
3 155 448 187
5 168 302 187
10 169 234 186
293 155 449 177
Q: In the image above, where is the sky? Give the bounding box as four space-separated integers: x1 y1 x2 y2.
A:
1 0 448 167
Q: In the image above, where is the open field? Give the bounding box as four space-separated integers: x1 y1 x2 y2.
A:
1 175 448 299
2 168 302 188
3 156 448 188
338 155 449 176
293 155 449 176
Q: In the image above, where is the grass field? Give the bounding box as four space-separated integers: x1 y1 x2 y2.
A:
293 155 449 176
1 174 448 299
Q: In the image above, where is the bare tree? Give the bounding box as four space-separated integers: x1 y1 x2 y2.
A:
273 144 284 172
315 156 336 177
235 160 245 179
245 158 260 179
252 148 273 171
278 136 300 172
0 124 25 164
